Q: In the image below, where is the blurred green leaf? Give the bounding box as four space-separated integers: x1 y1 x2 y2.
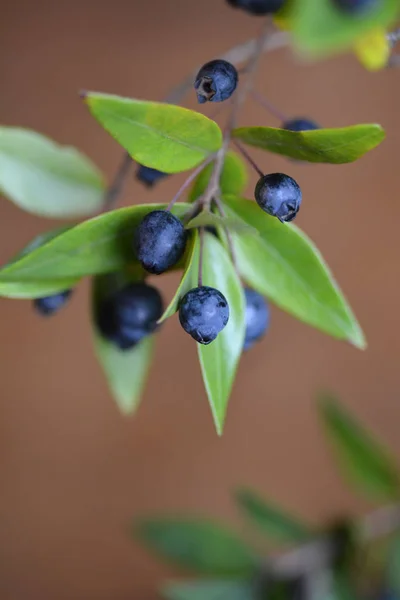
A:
235 488 312 544
0 203 189 296
163 579 256 600
319 395 400 501
289 0 399 56
186 212 256 234
188 151 248 202
135 518 257 576
387 536 400 593
91 274 155 414
83 93 222 173
198 234 245 435
232 125 385 164
0 127 105 218
158 231 199 324
224 197 365 349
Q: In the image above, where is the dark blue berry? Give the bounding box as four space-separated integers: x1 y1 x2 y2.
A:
179 286 229 344
95 282 163 350
135 164 168 188
282 117 319 132
135 210 187 275
332 0 377 14
243 288 270 350
255 173 302 223
194 60 238 104
226 0 286 14
33 289 72 316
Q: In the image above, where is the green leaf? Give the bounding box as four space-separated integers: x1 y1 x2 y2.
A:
289 0 400 56
319 394 400 501
135 518 257 576
186 212 256 234
188 151 248 202
223 196 365 349
0 127 105 218
232 124 385 164
91 274 154 414
235 488 312 544
197 234 246 435
163 580 256 600
1 227 79 298
83 93 222 173
0 203 190 295
158 231 200 324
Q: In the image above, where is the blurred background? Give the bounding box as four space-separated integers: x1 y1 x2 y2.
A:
1 1 400 598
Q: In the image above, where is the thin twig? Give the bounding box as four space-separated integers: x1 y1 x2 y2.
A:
233 139 264 178
103 151 132 211
198 227 205 287
165 155 216 212
250 89 288 123
201 19 272 212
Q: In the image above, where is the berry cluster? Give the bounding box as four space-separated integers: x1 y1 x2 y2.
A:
31 0 331 357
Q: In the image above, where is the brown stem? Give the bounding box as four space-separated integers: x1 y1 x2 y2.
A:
103 151 132 211
250 89 288 123
233 139 264 178
165 155 215 212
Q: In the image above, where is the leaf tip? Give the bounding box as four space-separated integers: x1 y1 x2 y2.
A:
349 323 367 351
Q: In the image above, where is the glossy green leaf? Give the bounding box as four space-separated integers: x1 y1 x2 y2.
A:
289 0 400 56
0 203 190 294
198 234 245 435
135 518 257 576
83 93 222 173
0 127 105 218
158 231 199 324
188 151 248 202
232 124 385 164
163 580 256 600
235 488 311 544
91 274 154 414
319 394 400 501
186 211 256 234
224 196 365 349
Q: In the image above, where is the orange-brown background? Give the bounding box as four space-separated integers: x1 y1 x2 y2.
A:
1 1 399 598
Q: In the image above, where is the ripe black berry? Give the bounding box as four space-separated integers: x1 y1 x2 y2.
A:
243 288 270 350
194 60 238 104
135 210 187 275
179 286 229 344
135 164 168 188
33 289 72 316
332 0 377 13
95 282 163 350
226 0 286 15
255 173 302 222
282 117 319 132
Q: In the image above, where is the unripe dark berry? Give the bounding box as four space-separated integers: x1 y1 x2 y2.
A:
135 210 187 275
179 286 229 345
255 173 302 223
243 288 270 350
194 60 238 104
33 289 72 316
135 164 168 188
332 0 377 13
226 0 286 15
95 282 163 350
282 117 319 132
